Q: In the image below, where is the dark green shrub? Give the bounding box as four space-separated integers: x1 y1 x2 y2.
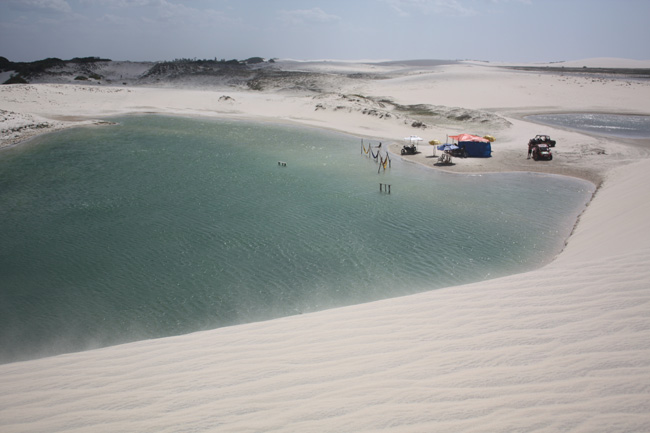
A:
244 57 265 64
3 74 28 84
0 56 10 71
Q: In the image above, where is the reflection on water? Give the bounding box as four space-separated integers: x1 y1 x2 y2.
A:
527 113 650 139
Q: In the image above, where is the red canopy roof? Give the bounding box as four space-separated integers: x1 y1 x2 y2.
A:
449 134 489 143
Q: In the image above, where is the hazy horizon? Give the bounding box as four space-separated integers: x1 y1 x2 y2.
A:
1 0 649 64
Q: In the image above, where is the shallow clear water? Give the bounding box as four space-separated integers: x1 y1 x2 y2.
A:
528 113 650 139
0 116 594 363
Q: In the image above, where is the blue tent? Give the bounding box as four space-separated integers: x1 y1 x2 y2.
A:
450 134 492 158
461 140 492 157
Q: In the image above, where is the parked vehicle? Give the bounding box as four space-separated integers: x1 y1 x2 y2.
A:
401 143 417 155
529 134 556 147
531 143 553 161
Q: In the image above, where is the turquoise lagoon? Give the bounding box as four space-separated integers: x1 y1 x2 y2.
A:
0 116 594 363
527 113 650 139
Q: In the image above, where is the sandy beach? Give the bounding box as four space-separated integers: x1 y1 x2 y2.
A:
1 58 650 432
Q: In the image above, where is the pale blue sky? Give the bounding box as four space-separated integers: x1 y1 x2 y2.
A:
1 0 649 63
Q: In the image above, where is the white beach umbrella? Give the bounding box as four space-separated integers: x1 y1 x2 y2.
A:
404 135 423 143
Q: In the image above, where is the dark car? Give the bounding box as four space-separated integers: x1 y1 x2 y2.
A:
530 134 556 147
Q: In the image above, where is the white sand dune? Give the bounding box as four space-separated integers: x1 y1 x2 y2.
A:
1 59 649 432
